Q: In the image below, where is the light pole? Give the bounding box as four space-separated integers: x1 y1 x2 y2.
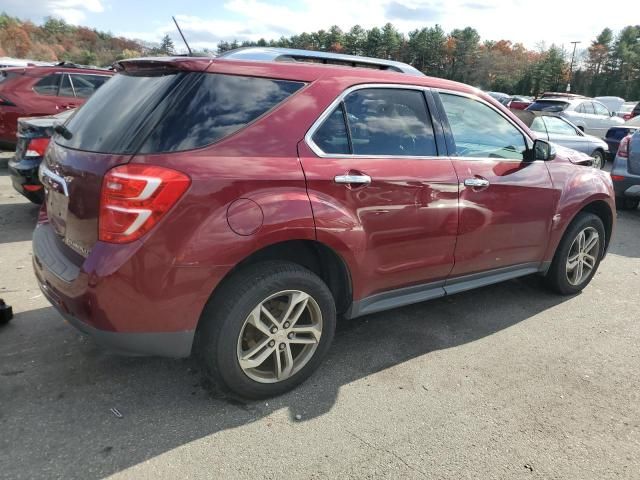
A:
567 40 580 92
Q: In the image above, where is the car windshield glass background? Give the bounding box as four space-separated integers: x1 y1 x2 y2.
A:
343 89 437 156
544 116 577 136
139 74 304 153
440 93 526 160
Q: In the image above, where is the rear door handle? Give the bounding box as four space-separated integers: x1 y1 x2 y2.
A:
334 174 371 185
464 177 490 188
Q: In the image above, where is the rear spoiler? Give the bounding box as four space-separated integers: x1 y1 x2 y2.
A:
113 57 213 73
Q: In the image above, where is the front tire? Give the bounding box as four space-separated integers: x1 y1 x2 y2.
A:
196 261 336 399
545 212 605 295
591 150 605 170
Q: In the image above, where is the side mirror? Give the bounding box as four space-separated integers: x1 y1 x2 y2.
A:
533 139 556 161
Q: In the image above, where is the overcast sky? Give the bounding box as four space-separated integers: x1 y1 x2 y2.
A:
1 0 631 52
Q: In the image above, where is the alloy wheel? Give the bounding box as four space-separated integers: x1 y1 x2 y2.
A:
236 290 323 383
565 227 600 286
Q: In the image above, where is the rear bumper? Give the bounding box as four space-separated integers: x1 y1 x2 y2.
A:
611 166 640 198
8 156 44 203
32 222 227 358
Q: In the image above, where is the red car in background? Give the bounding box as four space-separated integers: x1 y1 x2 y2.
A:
0 62 112 147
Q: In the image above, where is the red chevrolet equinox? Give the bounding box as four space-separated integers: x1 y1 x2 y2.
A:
33 48 615 398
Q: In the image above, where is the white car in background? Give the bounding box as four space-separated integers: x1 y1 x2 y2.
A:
526 97 625 138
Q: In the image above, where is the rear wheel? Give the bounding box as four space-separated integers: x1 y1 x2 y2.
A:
196 261 336 399
616 197 639 210
545 212 605 295
590 150 605 170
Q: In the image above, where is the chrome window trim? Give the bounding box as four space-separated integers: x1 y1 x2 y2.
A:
305 83 442 160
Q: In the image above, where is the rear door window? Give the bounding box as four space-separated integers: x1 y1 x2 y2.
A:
33 73 61 95
58 74 75 97
57 72 304 154
593 102 609 116
581 102 595 114
343 88 437 156
70 74 109 98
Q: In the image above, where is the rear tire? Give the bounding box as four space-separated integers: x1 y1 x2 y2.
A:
616 197 639 210
544 212 605 295
196 261 336 399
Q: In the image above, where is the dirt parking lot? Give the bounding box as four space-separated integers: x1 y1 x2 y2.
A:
1 157 639 480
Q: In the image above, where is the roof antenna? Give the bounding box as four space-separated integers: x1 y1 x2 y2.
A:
172 16 193 56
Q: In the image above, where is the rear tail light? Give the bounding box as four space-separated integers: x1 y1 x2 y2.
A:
99 164 191 243
24 137 50 158
0 96 16 106
618 135 631 159
623 113 632 121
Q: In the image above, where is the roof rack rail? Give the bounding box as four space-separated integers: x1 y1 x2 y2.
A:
219 47 425 76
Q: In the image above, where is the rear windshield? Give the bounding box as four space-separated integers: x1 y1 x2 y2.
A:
56 71 304 154
527 100 569 113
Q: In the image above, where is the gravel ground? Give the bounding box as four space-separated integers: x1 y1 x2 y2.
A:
1 156 639 480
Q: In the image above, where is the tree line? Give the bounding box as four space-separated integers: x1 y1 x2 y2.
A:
217 23 640 99
1 12 638 100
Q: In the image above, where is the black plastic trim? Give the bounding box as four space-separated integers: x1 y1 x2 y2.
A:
346 262 544 319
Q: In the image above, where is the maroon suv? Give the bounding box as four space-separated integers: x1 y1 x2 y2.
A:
33 48 615 398
0 63 112 147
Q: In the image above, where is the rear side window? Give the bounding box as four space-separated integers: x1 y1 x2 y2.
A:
312 105 350 154
57 72 304 154
33 74 60 95
527 100 568 113
580 102 595 114
59 74 74 97
140 74 303 153
70 74 110 98
593 102 609 116
311 88 438 157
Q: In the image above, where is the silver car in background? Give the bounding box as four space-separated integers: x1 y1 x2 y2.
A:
526 97 624 138
513 110 609 169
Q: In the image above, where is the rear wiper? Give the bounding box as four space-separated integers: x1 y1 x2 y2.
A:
54 123 73 140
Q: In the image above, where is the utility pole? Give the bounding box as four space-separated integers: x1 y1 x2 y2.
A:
567 41 580 92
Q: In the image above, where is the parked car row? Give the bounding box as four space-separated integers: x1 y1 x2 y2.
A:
22 48 616 398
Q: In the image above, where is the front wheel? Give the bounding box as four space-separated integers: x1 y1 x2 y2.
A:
545 212 606 295
196 261 336 399
591 150 605 170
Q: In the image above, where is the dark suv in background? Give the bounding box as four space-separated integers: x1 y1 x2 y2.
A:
34 48 615 399
0 62 112 147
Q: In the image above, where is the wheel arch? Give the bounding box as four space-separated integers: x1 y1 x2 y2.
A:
579 199 613 251
204 239 353 318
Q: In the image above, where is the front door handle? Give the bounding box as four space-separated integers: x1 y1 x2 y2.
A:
464 177 490 188
334 174 371 185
